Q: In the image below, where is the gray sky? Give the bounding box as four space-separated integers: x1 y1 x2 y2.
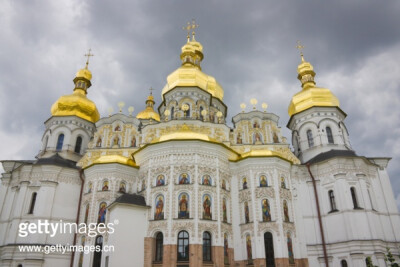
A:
0 0 399 209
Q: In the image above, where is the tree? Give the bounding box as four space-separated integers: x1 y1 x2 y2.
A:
366 257 378 267
385 248 399 267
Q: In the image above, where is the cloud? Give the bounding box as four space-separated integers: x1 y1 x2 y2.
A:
0 0 399 210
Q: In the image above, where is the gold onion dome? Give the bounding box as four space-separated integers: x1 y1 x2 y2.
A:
86 155 137 169
155 124 215 143
136 93 161 121
51 61 100 123
288 54 339 117
161 31 224 101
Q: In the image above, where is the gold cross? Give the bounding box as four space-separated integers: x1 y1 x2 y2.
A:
183 22 191 42
296 41 305 60
149 87 154 95
191 19 199 40
84 48 94 69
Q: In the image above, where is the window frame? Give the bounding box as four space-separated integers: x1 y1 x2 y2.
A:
56 133 64 151
326 126 334 144
202 231 212 262
155 232 163 262
306 130 314 148
177 230 189 262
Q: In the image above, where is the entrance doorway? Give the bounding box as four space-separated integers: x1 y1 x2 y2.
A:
264 232 275 267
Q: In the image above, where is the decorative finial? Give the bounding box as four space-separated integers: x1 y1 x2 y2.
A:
191 19 199 41
296 41 305 62
240 103 246 113
262 103 268 112
84 48 94 69
250 98 258 110
108 107 114 117
128 106 134 116
183 22 191 43
149 87 154 95
118 102 125 113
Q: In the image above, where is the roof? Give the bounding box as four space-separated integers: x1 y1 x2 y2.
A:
306 149 357 164
35 154 78 169
113 193 147 207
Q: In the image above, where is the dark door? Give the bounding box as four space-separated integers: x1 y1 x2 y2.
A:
92 236 103 267
264 232 275 267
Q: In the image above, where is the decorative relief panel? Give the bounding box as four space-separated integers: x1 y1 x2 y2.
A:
258 221 280 236
255 187 275 199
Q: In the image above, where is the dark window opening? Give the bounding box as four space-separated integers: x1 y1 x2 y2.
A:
203 231 212 262
329 190 337 211
351 187 359 209
74 136 83 153
326 127 334 144
28 192 37 214
155 232 163 262
56 134 64 151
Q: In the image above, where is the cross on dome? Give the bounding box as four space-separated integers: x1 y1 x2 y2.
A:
84 48 94 69
296 41 305 62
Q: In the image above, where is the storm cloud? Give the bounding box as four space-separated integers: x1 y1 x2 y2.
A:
1 0 399 208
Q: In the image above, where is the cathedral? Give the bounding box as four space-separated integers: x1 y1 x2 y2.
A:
1 25 399 267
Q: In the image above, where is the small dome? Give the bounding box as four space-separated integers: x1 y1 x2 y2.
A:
51 89 100 123
288 56 339 117
136 94 161 121
76 68 92 81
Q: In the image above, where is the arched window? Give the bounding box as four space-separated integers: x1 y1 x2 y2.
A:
28 192 37 214
326 126 334 144
18 264 23 267
171 106 175 119
199 106 204 121
328 190 337 211
74 136 83 153
341 259 348 267
56 134 64 151
307 130 314 148
177 231 189 261
203 231 212 262
92 235 103 267
155 232 163 262
351 187 359 208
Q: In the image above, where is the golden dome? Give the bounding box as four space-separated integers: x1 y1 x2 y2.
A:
76 68 92 80
153 124 215 143
288 56 339 117
161 38 224 101
85 155 137 169
136 94 161 121
51 66 99 123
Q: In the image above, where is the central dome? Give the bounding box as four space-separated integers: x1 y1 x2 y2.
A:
161 39 224 101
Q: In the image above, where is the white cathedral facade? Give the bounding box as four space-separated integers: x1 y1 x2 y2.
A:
1 29 399 267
